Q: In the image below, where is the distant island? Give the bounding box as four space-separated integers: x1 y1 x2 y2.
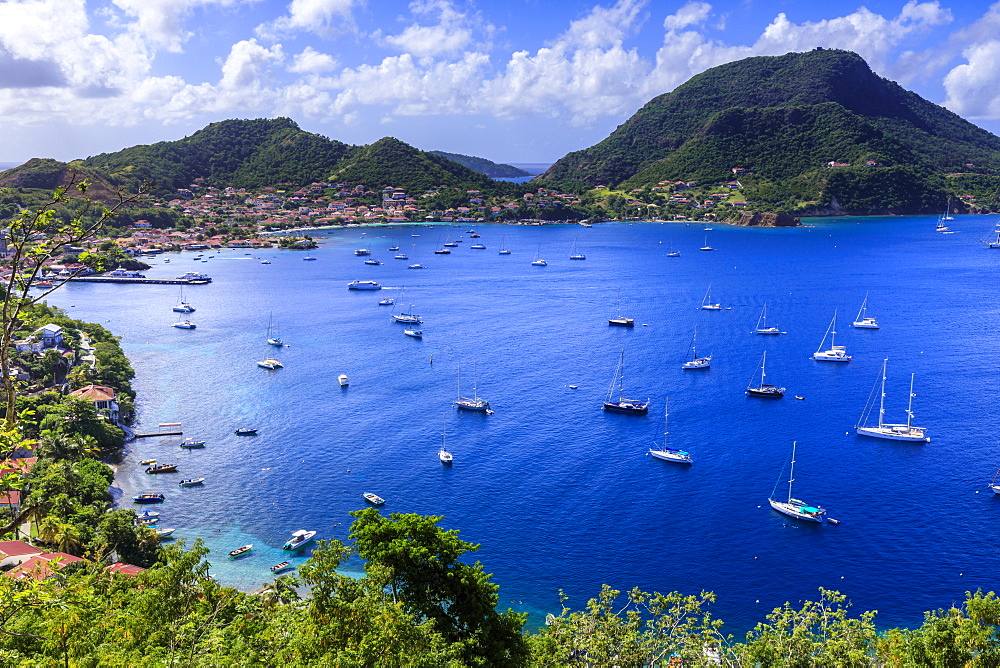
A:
429 151 531 178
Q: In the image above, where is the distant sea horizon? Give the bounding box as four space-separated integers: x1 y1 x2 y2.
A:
0 161 20 170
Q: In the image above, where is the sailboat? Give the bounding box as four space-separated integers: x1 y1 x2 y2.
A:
989 470 1000 495
855 359 929 442
391 290 422 324
681 326 711 369
454 363 491 412
699 235 714 251
498 234 511 255
700 284 721 310
266 312 283 346
746 351 785 398
942 198 954 221
531 244 547 266
648 398 692 463
982 223 1000 248
569 239 586 260
852 293 879 329
603 349 649 414
811 311 851 362
768 441 827 523
438 416 453 464
753 304 781 334
172 286 195 313
666 240 680 257
608 290 634 327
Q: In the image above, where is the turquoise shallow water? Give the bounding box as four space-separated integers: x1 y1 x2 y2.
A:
45 216 1000 633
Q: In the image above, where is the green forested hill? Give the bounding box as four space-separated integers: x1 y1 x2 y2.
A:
79 118 351 195
429 151 530 178
537 49 1000 212
331 138 500 192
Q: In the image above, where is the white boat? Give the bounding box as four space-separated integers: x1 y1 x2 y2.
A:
700 284 721 310
404 329 422 338
173 320 196 329
569 239 586 260
378 297 394 306
394 253 409 260
261 259 271 264
155 528 176 538
648 398 692 464
392 307 422 324
989 470 1000 495
855 359 929 442
302 256 317 261
608 291 634 327
454 362 490 412
176 271 212 282
361 492 385 505
681 326 711 369
363 258 382 265
746 351 785 398
347 280 381 290
531 244 547 266
699 235 714 251
408 264 424 269
498 235 511 255
852 292 879 329
983 223 1000 248
266 312 283 346
602 349 649 414
354 249 371 256
666 240 680 257
753 304 781 334
439 416 453 464
282 529 317 551
942 198 954 221
811 311 851 362
338 374 349 387
172 286 195 313
257 358 283 370
768 441 827 523
471 243 487 250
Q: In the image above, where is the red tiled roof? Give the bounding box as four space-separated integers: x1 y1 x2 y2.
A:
5 552 83 580
105 562 146 577
68 385 115 402
0 540 43 558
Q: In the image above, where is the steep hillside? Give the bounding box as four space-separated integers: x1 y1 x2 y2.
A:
330 138 499 192
0 158 125 205
537 49 1000 212
81 118 350 195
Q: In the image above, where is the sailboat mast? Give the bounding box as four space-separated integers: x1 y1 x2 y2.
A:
830 310 838 347
788 441 797 503
472 363 479 401
856 293 868 322
618 350 625 400
456 363 461 399
906 373 916 428
761 351 767 385
878 359 887 429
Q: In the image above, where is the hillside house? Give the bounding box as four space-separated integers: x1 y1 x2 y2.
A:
0 540 43 568
68 385 120 423
5 552 83 580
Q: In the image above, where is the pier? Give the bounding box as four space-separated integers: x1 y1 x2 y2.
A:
134 422 183 438
67 277 210 285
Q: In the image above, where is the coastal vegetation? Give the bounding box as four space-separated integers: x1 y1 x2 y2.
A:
430 151 530 179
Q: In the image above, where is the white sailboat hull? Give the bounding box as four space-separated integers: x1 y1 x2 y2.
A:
991 485 1000 496
649 448 692 464
812 349 851 362
855 425 929 442
682 357 711 369
853 318 879 329
768 498 824 522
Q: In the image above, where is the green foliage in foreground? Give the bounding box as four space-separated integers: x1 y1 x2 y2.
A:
2 510 1000 665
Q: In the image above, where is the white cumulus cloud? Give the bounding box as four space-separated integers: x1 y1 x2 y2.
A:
257 0 361 39
942 3 1000 119
380 0 483 58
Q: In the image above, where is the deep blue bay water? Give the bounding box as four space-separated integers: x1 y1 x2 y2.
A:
44 216 1000 635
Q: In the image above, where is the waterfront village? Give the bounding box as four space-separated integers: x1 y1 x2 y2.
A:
59 173 762 256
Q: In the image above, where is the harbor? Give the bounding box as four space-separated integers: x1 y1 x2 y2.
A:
68 276 211 285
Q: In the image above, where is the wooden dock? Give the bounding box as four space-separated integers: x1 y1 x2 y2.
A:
134 422 183 438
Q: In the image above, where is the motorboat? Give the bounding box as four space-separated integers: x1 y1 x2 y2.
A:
173 320 196 329
404 329 423 338
146 463 177 474
136 510 160 520
347 280 381 290
378 298 395 305
283 529 317 551
608 317 634 327
257 358 283 370
303 256 317 261
155 528 176 538
228 544 253 558
338 374 349 387
362 492 385 505
271 561 293 573
354 249 371 256
434 248 451 254
176 271 212 283
408 264 424 269
470 243 487 250
443 241 459 247
394 253 409 259
178 478 205 486
132 493 165 504
180 439 206 448
363 259 382 265
140 459 157 466
531 258 548 266
234 428 258 435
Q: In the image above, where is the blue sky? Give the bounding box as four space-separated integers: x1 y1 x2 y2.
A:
2 0 999 165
